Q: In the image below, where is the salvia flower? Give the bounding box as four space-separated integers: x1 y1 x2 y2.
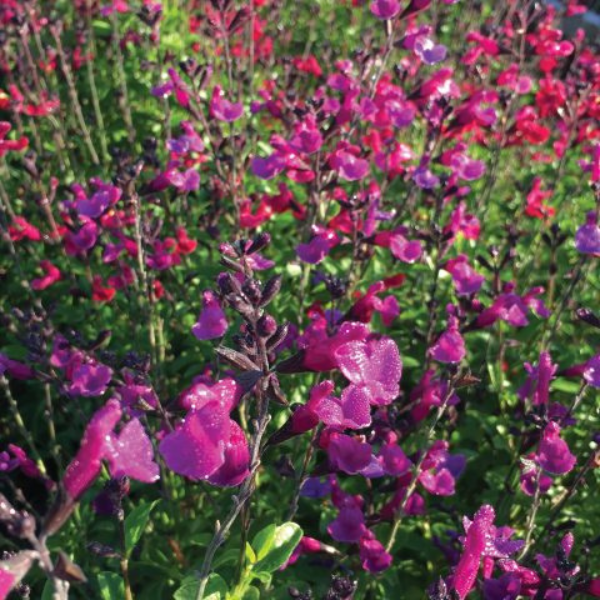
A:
192 290 228 340
370 0 400 19
210 86 244 122
575 212 600 256
62 399 159 500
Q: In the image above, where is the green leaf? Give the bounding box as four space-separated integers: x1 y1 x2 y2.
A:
97 572 124 600
41 581 53 600
174 574 228 600
251 524 277 561
245 542 257 564
125 500 160 557
241 587 261 600
253 522 303 574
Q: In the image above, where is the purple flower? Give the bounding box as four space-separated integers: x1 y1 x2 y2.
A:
389 232 423 263
192 291 228 340
413 166 440 189
300 476 334 498
584 354 600 388
414 36 447 64
483 574 521 600
328 505 367 542
575 212 600 256
68 363 113 397
370 0 401 19
419 440 465 496
328 432 372 474
168 168 200 193
210 86 243 122
0 354 34 380
330 150 370 181
379 443 412 476
296 229 339 264
251 153 286 180
335 336 402 405
359 531 393 572
444 255 484 296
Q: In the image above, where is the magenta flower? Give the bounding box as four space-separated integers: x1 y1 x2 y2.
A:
307 380 372 430
178 377 242 412
63 399 159 500
419 440 465 496
389 231 423 263
379 443 412 476
575 212 600 256
429 315 466 364
31 260 61 291
210 86 243 122
68 363 112 397
192 290 228 341
299 321 370 372
159 388 249 486
76 184 121 218
335 336 402 405
296 228 339 264
64 220 99 256
330 149 369 181
537 422 576 475
451 505 496 599
443 255 484 296
0 568 13 600
517 351 557 406
370 0 400 19
359 531 393 572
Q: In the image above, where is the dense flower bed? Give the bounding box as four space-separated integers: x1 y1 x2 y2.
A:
0 0 599 598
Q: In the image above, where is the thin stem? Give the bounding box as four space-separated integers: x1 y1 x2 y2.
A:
519 465 542 560
118 509 134 600
386 376 456 552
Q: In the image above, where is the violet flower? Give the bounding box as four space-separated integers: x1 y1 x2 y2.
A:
359 531 393 572
68 363 113 397
575 212 600 256
370 0 401 19
537 422 576 475
429 314 466 364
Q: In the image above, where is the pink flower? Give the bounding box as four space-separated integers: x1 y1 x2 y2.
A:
307 381 372 430
429 315 466 364
451 505 496 599
300 321 370 372
31 260 61 290
335 336 402 405
210 86 243 122
192 290 228 340
63 399 159 500
0 568 14 600
537 422 576 475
